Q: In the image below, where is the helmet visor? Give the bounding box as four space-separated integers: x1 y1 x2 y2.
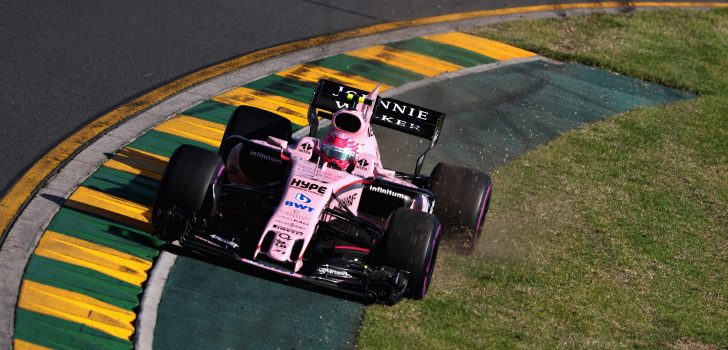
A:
322 144 354 161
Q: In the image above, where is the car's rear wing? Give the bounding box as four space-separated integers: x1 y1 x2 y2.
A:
307 79 445 146
307 79 446 176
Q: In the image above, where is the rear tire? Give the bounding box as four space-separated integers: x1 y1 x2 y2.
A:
153 144 223 242
380 208 441 299
219 106 292 161
429 163 492 254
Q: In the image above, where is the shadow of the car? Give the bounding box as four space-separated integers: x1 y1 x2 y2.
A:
161 243 371 305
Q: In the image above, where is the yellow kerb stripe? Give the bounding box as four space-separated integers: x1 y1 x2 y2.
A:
66 187 153 232
277 64 391 92
17 280 136 340
104 147 169 181
34 230 152 286
425 32 536 61
213 87 309 126
14 339 52 350
154 115 225 148
345 45 462 77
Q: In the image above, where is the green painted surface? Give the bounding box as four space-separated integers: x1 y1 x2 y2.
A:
153 255 361 350
14 309 132 350
377 60 694 174
387 37 497 67
81 166 159 207
23 255 141 310
244 75 315 104
181 98 305 132
312 54 425 87
127 129 217 157
289 122 304 133
14 206 160 347
47 208 161 260
181 100 236 125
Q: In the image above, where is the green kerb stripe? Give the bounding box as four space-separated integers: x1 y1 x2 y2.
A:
15 308 132 350
387 37 497 67
23 255 141 310
47 207 161 260
311 54 425 87
81 166 159 207
244 75 315 104
181 100 237 124
127 129 217 158
289 123 304 133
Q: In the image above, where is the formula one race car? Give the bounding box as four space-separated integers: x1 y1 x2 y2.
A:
152 79 492 304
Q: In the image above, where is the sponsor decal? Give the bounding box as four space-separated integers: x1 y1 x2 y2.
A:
294 218 307 225
270 231 296 255
338 192 358 207
197 236 223 248
316 267 353 279
284 200 315 213
288 217 308 226
290 178 327 194
278 211 311 223
295 193 311 204
276 217 308 231
291 223 307 231
370 186 407 200
323 82 439 135
373 114 422 132
299 142 313 154
334 100 351 109
210 235 239 249
272 224 304 236
355 158 369 172
250 150 282 164
378 99 430 121
331 85 360 98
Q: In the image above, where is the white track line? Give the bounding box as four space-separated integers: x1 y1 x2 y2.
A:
134 251 177 350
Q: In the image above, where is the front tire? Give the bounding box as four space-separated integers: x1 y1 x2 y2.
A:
429 163 492 254
219 105 292 161
380 208 441 299
153 144 223 242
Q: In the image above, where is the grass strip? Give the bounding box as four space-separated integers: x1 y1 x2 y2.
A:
359 9 728 349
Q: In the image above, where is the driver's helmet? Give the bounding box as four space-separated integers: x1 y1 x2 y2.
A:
320 131 357 170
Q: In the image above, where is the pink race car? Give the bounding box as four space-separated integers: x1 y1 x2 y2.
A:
152 79 492 304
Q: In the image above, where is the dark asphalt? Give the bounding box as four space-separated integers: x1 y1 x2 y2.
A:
0 0 720 196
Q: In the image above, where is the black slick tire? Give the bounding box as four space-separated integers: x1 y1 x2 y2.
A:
153 144 222 242
219 105 292 161
429 163 492 254
380 208 441 299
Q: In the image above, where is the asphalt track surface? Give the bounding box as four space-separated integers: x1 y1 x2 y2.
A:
2 0 724 199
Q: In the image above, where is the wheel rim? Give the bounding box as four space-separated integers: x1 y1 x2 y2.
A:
420 224 441 298
474 184 492 240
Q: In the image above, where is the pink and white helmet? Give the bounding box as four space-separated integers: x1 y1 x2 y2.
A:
320 131 357 170
320 85 381 170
